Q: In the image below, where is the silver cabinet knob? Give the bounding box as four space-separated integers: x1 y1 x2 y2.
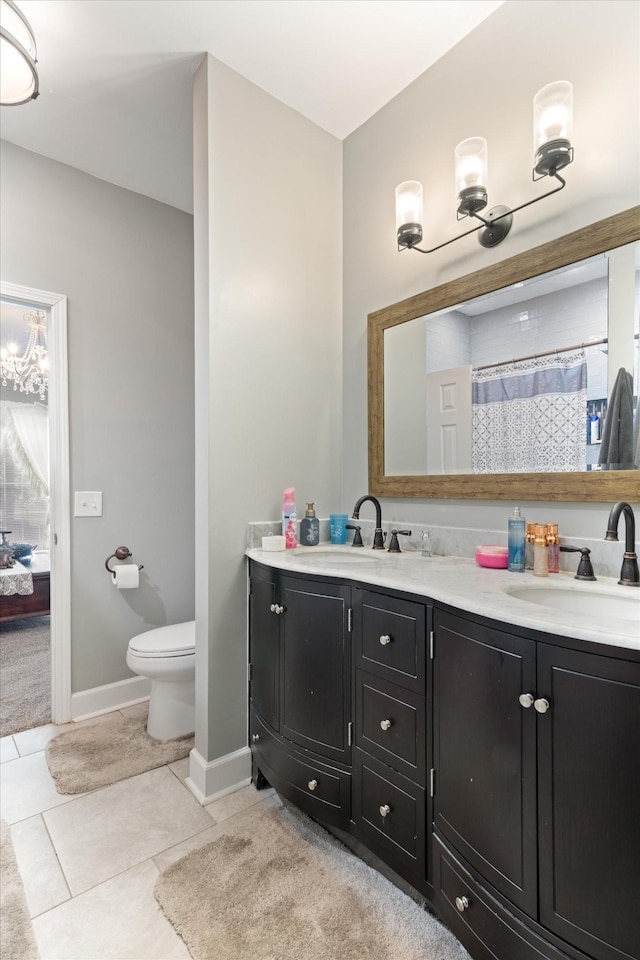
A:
455 896 470 913
270 603 284 614
251 733 260 742
380 719 392 731
534 697 550 713
519 693 535 708
379 635 392 645
379 804 391 817
307 779 318 791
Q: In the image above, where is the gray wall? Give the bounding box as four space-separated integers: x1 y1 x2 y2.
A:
0 140 195 693
192 56 342 782
343 0 640 535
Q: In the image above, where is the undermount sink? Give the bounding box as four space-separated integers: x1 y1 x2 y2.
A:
503 582 640 624
290 548 383 565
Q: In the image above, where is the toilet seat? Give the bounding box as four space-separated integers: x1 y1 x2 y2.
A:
128 621 195 658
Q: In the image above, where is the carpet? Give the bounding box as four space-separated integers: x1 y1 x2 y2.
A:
155 803 471 960
0 820 39 960
45 709 194 794
0 617 50 738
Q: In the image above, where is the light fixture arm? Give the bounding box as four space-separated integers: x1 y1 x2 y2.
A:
402 170 567 254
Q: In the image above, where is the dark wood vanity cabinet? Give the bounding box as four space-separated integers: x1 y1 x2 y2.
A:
248 562 352 827
351 588 431 892
249 559 640 960
433 607 640 960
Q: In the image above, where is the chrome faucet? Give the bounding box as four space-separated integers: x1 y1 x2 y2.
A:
605 501 639 587
352 495 385 549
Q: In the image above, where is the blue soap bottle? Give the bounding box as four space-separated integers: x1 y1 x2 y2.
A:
508 506 526 572
300 502 320 546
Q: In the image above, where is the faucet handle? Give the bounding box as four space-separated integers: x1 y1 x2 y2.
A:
346 524 363 547
559 545 597 581
388 530 411 553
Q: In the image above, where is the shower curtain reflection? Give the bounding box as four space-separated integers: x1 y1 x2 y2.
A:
472 350 587 474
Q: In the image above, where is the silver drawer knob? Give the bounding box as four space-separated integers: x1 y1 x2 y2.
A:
307 779 318 791
379 635 392 645
455 895 470 913
534 697 550 714
270 603 284 614
519 693 535 708
251 733 260 742
379 804 391 817
380 719 392 731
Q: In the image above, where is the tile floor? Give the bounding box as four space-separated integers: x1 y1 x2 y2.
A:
1 704 279 960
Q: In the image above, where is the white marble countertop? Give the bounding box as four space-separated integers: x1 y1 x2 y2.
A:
246 545 640 654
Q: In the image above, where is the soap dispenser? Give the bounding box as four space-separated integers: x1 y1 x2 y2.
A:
300 502 320 546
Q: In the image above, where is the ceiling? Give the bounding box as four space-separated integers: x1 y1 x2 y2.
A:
0 0 504 213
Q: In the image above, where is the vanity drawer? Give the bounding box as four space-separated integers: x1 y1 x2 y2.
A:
352 748 426 890
250 707 350 828
434 837 573 960
356 670 425 784
355 589 427 692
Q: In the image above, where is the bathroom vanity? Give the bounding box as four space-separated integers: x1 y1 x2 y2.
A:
246 546 640 960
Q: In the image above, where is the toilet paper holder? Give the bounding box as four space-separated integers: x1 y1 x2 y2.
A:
105 546 144 578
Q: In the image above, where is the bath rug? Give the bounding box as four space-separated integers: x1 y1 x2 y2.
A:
0 820 39 960
45 710 193 794
0 617 50 737
155 803 470 960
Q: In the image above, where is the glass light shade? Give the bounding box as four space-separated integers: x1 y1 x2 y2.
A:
395 181 423 231
533 81 573 175
0 0 39 105
455 137 488 195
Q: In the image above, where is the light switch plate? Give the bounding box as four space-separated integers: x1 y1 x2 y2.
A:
74 491 103 517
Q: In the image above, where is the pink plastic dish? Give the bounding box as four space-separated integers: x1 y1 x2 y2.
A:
475 545 508 569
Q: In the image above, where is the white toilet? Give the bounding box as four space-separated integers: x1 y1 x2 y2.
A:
126 621 196 741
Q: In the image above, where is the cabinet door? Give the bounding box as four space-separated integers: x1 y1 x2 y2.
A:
280 576 351 764
537 644 640 960
433 609 538 917
248 563 280 731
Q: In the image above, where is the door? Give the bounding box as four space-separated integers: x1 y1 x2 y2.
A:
433 609 538 916
426 365 472 474
248 563 280 732
0 282 70 725
280 576 351 764
537 644 640 960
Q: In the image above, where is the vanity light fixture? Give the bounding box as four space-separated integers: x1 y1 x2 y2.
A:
0 0 39 105
396 81 573 253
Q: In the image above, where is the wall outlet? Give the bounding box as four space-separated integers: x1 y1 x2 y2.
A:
74 491 103 517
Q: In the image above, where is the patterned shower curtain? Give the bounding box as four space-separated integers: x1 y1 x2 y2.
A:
472 350 587 474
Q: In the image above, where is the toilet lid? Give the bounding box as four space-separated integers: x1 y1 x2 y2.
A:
129 620 195 657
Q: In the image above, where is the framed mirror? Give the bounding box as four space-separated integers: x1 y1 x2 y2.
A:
368 206 640 501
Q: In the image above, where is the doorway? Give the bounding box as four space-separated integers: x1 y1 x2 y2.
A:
0 281 70 727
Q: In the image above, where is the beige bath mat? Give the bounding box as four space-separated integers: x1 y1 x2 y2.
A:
45 710 193 794
155 803 470 960
0 820 39 960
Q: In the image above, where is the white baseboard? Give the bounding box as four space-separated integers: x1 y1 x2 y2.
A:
71 676 151 721
186 745 251 805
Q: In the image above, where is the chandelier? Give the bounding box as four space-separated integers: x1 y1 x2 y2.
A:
1 310 48 400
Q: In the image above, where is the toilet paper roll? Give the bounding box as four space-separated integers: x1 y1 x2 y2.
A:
112 564 139 589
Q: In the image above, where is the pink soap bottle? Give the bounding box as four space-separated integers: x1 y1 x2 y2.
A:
282 488 298 549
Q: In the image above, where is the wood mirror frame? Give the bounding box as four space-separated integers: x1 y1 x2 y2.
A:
368 206 640 501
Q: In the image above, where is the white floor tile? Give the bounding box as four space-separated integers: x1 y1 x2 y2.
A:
0 734 18 763
167 756 190 786
153 792 281 874
0 751 79 824
10 815 70 918
204 781 275 822
32 858 191 960
43 766 214 895
13 714 116 757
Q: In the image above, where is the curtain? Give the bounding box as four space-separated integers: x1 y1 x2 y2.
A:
472 350 587 474
1 401 49 497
